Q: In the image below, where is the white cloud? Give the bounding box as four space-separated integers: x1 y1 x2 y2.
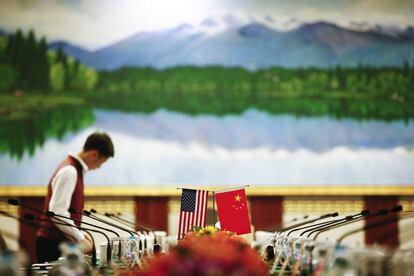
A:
0 0 220 49
0 0 412 50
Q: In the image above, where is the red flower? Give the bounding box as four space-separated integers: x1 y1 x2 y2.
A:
135 231 268 276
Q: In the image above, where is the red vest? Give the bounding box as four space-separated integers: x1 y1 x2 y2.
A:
37 156 85 242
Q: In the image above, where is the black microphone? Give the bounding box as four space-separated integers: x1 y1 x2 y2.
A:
338 209 412 244
285 212 340 236
299 210 370 237
0 210 59 249
24 213 101 267
8 198 121 237
71 209 139 258
72 209 135 237
278 212 339 234
91 209 138 230
310 213 372 240
8 199 23 208
0 210 57 273
310 205 402 240
104 212 135 228
312 206 402 239
48 210 125 261
103 211 153 232
0 209 93 268
283 215 310 229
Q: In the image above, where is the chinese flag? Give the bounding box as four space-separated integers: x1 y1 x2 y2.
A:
216 188 251 235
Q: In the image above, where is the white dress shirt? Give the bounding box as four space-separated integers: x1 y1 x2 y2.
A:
48 153 88 241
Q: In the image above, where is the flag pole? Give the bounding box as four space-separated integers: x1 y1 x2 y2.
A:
176 187 215 192
213 191 216 224
214 184 250 193
176 185 249 193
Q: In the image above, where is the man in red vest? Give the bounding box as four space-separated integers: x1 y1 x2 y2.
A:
35 132 114 263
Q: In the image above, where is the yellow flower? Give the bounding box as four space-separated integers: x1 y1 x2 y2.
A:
193 225 220 236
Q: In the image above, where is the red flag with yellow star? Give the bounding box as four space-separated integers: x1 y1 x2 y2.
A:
216 188 251 235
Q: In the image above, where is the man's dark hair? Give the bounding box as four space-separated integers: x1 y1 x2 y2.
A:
83 132 114 157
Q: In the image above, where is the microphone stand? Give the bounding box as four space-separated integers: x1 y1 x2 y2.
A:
308 213 371 239
108 211 153 232
7 199 121 237
104 213 136 229
311 206 402 240
273 210 367 274
299 210 370 237
0 210 100 272
105 212 137 227
8 198 123 265
286 213 340 236
0 210 59 239
277 212 339 234
24 213 112 267
82 210 135 237
104 212 154 234
271 212 339 254
284 215 309 227
269 212 339 275
0 210 58 275
71 208 136 261
338 211 413 244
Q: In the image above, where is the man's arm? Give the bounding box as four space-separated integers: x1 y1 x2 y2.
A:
49 166 85 242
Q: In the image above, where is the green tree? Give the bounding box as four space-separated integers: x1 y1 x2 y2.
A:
84 68 98 90
24 30 37 89
72 64 98 91
4 29 50 91
37 37 50 91
55 47 69 88
0 64 17 92
50 63 65 92
0 37 6 62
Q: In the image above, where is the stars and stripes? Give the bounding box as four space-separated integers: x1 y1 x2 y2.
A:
178 189 209 239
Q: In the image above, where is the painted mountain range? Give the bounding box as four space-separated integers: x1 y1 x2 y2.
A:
49 20 414 70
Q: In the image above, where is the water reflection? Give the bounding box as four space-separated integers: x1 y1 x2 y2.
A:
0 106 94 160
0 109 413 186
93 109 414 152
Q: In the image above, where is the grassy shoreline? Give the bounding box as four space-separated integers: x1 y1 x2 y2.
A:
0 94 87 121
84 91 414 121
1 91 414 122
0 94 94 159
0 92 412 159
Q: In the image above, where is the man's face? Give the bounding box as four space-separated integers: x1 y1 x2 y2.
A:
87 151 109 170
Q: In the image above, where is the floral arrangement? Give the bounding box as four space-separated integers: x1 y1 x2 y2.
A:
191 225 221 236
136 226 268 276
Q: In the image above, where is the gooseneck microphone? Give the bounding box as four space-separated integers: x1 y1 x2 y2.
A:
278 212 339 234
0 209 64 254
0 210 59 239
24 214 101 267
103 212 153 232
286 212 339 236
285 215 309 226
299 210 370 237
73 209 135 237
8 198 121 237
73 208 140 233
0 210 59 274
338 208 412 244
85 210 136 236
104 212 136 229
0 209 100 271
310 205 402 240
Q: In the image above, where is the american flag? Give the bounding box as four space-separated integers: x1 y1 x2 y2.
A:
178 189 209 239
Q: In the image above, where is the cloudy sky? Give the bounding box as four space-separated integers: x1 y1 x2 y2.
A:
0 0 413 50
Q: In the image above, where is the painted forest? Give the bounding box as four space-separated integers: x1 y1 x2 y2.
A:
1 30 414 121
